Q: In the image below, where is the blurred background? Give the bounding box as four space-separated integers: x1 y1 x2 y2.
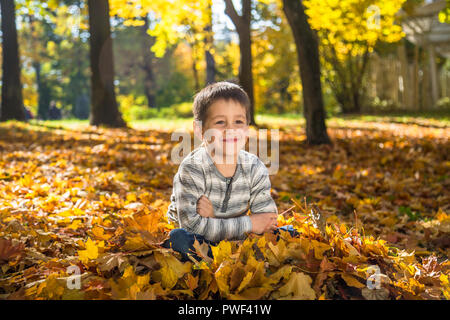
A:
0 0 449 124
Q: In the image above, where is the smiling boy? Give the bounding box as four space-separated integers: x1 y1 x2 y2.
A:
164 81 297 262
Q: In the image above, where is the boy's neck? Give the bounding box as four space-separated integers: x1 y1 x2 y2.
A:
214 161 237 178
206 147 239 178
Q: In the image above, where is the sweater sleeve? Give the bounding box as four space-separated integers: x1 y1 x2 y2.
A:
249 159 278 214
174 162 253 242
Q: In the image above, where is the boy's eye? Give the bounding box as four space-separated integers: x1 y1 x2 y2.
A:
236 120 244 124
216 121 225 125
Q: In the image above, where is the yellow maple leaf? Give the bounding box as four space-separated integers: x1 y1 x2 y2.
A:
311 239 332 259
236 272 254 293
277 272 316 300
91 225 112 240
211 240 232 266
153 251 191 289
67 219 82 230
78 237 100 263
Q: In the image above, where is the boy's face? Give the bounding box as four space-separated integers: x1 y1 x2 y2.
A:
195 98 249 162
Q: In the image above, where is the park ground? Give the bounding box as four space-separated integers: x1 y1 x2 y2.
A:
0 112 448 300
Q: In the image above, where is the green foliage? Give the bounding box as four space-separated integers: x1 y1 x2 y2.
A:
436 97 450 109
17 0 91 119
120 98 193 121
398 206 422 222
156 71 194 108
303 0 406 113
122 106 160 121
252 1 301 114
368 97 399 112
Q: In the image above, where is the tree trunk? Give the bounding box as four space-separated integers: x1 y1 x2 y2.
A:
428 44 439 108
204 2 215 85
282 0 330 145
87 0 126 127
398 39 412 109
28 14 51 120
141 15 157 109
238 25 255 125
413 44 419 111
205 48 216 85
33 62 51 120
0 0 26 122
224 0 256 125
192 54 200 92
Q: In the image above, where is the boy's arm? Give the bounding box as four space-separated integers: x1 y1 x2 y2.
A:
174 163 252 242
249 159 278 214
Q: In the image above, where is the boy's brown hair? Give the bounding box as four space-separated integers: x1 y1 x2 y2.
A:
193 81 251 126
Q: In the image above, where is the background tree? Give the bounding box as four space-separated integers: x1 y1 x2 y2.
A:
16 0 91 120
110 0 216 101
204 1 216 85
0 0 26 121
303 0 406 113
282 0 331 145
139 15 157 109
224 0 256 125
252 0 301 115
87 0 125 127
18 0 60 120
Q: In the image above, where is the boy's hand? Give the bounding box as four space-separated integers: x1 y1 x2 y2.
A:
249 212 278 234
196 195 215 217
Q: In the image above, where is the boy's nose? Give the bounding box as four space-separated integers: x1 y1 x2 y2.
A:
224 127 237 134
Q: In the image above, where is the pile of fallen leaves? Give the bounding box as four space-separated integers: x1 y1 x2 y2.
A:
0 119 448 300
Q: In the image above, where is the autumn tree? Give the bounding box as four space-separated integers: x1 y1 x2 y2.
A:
110 0 217 95
14 0 92 120
251 1 301 114
204 1 216 85
139 15 157 109
282 0 330 145
87 0 126 127
0 0 26 122
303 0 406 113
25 13 52 120
439 0 449 23
224 0 256 125
145 0 216 93
18 0 61 120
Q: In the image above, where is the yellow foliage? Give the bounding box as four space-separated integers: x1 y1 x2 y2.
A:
276 272 316 300
303 0 406 61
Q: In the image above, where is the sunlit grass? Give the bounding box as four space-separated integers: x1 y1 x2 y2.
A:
10 110 449 133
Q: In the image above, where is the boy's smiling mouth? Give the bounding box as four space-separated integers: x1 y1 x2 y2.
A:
222 137 238 143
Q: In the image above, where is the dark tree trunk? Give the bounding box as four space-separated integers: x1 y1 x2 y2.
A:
87 0 126 127
205 49 216 85
192 54 200 92
204 3 216 85
224 0 256 125
28 14 51 120
140 15 157 109
33 62 51 120
0 0 26 122
189 36 200 92
282 0 330 145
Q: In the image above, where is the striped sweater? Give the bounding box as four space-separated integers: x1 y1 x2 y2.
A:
166 145 278 242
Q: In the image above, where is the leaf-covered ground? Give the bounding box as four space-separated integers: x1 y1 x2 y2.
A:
0 117 448 300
